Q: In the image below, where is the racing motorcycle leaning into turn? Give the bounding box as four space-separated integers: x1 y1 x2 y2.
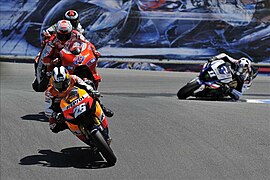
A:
32 41 54 92
177 58 258 100
59 86 117 165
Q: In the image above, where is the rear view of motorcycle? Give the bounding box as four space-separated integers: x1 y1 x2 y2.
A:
177 59 255 100
32 42 54 92
60 40 101 89
32 39 101 92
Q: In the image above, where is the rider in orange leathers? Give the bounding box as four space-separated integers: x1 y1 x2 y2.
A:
45 66 112 144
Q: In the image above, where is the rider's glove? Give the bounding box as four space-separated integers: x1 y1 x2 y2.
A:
52 112 63 121
90 90 101 98
42 30 51 40
94 50 101 58
85 84 100 98
235 71 241 76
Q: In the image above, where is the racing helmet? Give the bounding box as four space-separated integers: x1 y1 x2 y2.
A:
238 57 252 74
56 20 72 42
64 10 79 28
52 66 71 92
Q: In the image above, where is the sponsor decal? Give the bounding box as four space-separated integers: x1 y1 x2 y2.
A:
62 94 88 111
65 66 74 70
74 56 85 65
86 58 96 66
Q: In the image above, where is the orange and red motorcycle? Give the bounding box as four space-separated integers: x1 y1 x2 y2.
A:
60 86 117 165
60 40 101 89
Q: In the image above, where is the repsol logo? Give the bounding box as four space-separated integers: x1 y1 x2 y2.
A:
66 96 86 109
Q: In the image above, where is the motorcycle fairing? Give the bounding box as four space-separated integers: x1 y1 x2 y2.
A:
59 87 109 144
36 43 53 84
192 60 234 97
60 42 95 69
204 82 221 89
200 60 232 83
193 77 224 97
60 86 108 130
61 88 93 121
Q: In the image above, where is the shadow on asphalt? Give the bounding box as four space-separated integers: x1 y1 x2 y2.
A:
185 97 235 101
19 147 113 169
21 112 48 122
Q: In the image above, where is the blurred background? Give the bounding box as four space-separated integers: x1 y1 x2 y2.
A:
0 0 269 70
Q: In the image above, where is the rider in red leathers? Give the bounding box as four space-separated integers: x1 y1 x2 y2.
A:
42 10 85 42
36 10 86 66
33 20 100 90
35 20 113 117
33 10 99 91
41 20 86 72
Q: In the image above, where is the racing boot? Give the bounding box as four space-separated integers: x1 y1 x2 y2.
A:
100 104 114 117
228 89 242 100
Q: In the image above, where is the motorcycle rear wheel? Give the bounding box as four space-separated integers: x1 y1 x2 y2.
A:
32 77 49 92
177 80 200 99
91 130 117 166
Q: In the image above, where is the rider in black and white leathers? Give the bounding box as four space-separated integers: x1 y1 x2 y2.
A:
209 53 257 100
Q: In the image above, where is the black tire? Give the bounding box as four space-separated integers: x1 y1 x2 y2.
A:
32 78 40 92
177 80 200 99
32 76 49 92
91 130 117 166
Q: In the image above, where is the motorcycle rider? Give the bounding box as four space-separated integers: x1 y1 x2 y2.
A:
35 10 86 67
33 10 91 83
40 19 91 73
209 53 257 100
45 66 112 144
42 10 84 41
34 19 101 87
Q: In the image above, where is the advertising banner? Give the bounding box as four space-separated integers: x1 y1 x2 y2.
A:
1 0 269 64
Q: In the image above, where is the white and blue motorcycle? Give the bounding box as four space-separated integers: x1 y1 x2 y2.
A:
177 59 257 100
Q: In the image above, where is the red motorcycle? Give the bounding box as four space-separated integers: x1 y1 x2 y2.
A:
60 40 101 89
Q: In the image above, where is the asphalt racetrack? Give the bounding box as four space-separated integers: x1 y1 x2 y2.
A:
1 62 270 180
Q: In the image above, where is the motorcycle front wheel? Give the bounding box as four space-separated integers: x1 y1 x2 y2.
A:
91 130 117 166
177 80 200 99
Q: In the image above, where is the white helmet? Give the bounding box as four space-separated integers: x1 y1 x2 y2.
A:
238 57 251 74
52 66 71 92
64 10 79 28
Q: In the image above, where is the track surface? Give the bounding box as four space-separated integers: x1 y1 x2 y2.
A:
1 62 270 180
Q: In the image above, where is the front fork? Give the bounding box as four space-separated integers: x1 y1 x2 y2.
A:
192 78 205 94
